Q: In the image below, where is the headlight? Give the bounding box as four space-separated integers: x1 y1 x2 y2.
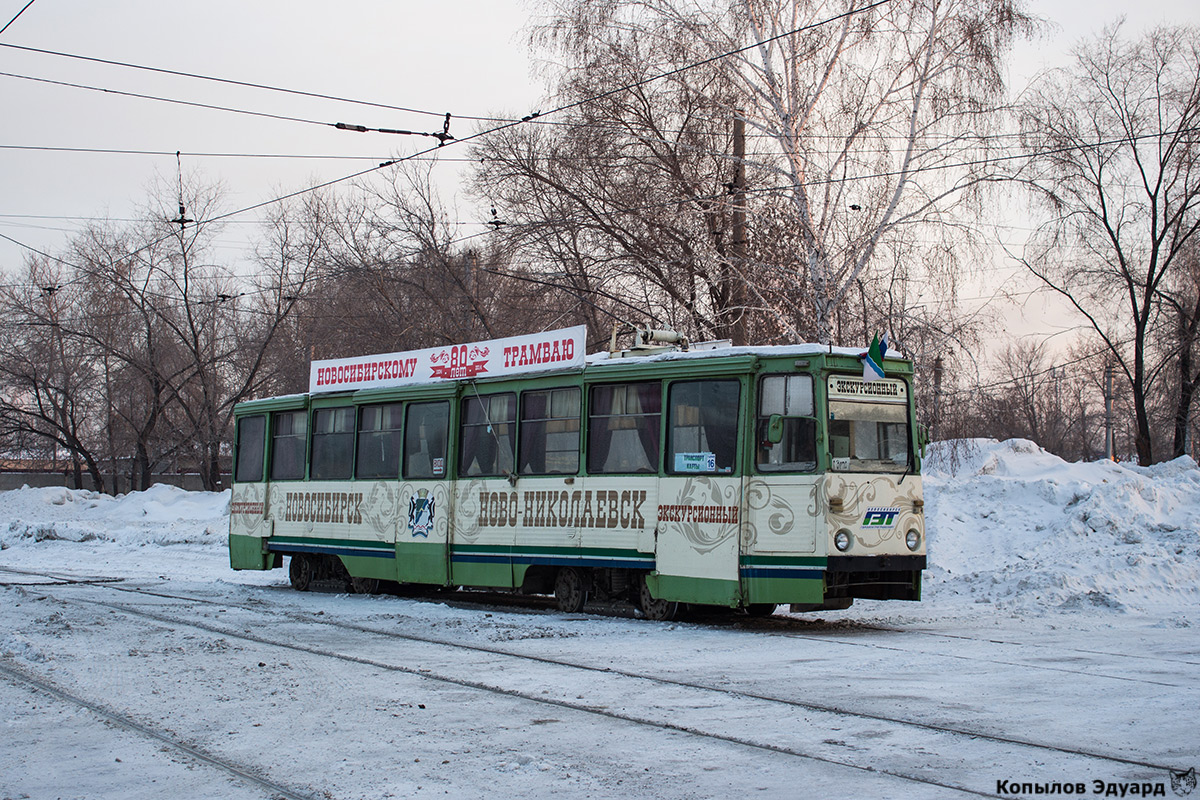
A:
834 530 851 552
906 529 921 551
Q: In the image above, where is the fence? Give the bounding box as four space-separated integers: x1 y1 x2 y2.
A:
0 472 216 493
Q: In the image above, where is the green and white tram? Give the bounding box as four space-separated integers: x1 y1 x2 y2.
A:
229 325 927 619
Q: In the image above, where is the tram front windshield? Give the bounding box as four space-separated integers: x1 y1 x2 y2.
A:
828 400 910 473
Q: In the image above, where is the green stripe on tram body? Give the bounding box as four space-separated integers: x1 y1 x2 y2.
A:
449 543 655 568
266 535 400 582
269 535 395 557
395 541 449 585
448 543 656 589
738 554 829 605
229 533 273 570
248 529 832 606
645 573 742 607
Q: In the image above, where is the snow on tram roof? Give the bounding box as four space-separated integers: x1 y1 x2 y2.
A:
585 341 904 365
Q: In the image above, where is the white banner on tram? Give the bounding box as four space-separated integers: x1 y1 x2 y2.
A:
309 325 587 394
827 375 907 403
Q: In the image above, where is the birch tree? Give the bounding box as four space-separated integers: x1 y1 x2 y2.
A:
473 45 772 342
501 0 1033 344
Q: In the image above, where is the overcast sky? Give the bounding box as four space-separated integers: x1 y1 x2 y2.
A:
0 0 543 268
1 0 1197 336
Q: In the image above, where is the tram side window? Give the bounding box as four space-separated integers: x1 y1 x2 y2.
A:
310 407 355 480
668 380 739 474
588 382 661 474
757 375 817 472
270 410 308 480
519 387 580 475
356 403 403 479
234 415 266 483
404 401 449 479
459 393 516 477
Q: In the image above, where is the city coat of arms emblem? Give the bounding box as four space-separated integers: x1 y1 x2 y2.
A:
408 489 435 538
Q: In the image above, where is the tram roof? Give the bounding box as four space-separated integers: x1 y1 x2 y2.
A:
585 342 904 365
235 341 913 413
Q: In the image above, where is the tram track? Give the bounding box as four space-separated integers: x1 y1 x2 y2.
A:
787 620 1200 669
421 584 1200 672
7 582 998 798
4 564 1186 698
764 627 1192 688
2 566 1180 791
0 658 322 800
263 571 1200 674
412 587 1200 676
6 563 1188 675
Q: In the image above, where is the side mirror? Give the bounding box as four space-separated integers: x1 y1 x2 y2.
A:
767 414 784 444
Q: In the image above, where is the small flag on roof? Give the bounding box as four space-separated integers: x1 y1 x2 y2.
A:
861 333 888 381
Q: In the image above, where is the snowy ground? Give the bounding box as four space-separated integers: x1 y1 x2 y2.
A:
1 439 1197 799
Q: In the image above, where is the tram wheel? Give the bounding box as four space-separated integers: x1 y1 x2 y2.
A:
745 603 778 618
351 577 381 595
636 575 679 622
289 555 313 592
553 567 588 613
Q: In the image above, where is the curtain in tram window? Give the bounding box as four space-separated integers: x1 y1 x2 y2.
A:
587 387 615 473
588 383 661 473
459 398 488 476
519 391 549 475
633 382 660 472
460 422 497 476
459 396 512 476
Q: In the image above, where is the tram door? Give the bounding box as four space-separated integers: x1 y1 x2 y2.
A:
652 379 744 603
654 474 742 594
747 374 820 555
396 400 452 585
230 412 274 570
398 479 451 584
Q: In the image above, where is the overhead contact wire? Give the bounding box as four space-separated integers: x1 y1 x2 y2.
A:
0 71 452 139
0 0 36 36
0 0 898 294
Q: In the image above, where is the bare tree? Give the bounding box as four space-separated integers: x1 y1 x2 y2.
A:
140 180 311 490
991 341 1098 457
0 257 107 489
0 176 311 492
474 39 771 342
245 193 336 396
66 223 193 491
1017 24 1200 465
365 163 550 345
260 166 566 385
931 339 1112 461
507 0 1034 345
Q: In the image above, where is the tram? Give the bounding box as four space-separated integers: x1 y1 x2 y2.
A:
229 325 927 620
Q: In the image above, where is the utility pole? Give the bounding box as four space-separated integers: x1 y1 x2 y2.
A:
730 114 748 347
1105 362 1114 461
932 355 944 438
1186 400 1193 460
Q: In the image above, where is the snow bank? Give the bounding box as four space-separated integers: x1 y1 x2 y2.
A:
0 484 230 549
924 439 1200 616
1 441 1197 618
